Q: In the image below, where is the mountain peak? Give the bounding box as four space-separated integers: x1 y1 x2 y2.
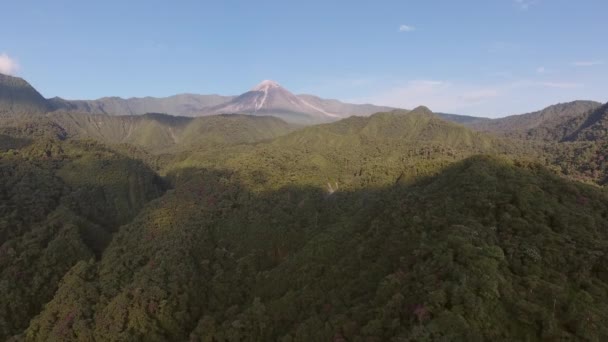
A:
409 106 434 116
0 72 50 115
251 80 281 92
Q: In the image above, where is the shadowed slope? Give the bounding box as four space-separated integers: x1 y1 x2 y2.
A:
19 156 608 341
0 73 50 116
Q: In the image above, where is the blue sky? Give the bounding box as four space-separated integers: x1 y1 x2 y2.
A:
1 0 606 117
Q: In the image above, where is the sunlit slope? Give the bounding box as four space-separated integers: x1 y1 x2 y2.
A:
48 112 296 152
167 106 521 190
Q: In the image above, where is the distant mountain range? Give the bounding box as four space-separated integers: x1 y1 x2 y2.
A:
46 78 402 124
0 73 490 124
4 71 608 341
47 93 234 118
469 101 602 138
2 72 606 135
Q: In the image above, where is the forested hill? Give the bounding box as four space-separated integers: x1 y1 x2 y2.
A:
470 100 602 140
563 103 608 142
2 74 608 340
274 107 497 150
47 94 236 117
48 112 298 153
10 151 608 341
0 137 166 340
163 106 528 193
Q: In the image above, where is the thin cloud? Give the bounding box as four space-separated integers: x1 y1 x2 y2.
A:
486 71 514 79
514 0 538 10
509 80 584 89
572 61 604 67
488 41 520 53
354 80 501 112
460 89 500 103
535 82 583 89
398 25 415 32
535 66 556 74
0 53 19 76
352 77 585 116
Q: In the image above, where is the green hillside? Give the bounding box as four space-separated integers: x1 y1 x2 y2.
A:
524 103 608 185
564 103 608 142
48 94 235 117
15 154 608 341
0 138 165 339
1 91 608 341
276 107 495 149
166 107 526 192
38 112 296 153
471 101 602 139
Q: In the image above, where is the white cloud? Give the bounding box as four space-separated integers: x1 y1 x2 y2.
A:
500 80 583 90
460 89 500 103
354 80 501 113
572 61 604 67
514 0 537 10
398 25 415 32
486 71 514 79
352 77 585 116
488 41 520 53
534 82 583 89
0 53 19 76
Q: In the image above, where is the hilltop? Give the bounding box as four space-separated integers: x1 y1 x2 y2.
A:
0 73 50 116
470 101 602 140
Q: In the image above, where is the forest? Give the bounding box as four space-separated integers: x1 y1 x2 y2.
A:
1 100 608 341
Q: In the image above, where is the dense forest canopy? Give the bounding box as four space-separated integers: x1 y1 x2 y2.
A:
1 74 608 340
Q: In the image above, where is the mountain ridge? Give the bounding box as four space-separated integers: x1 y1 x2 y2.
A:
0 73 491 125
0 73 50 116
470 100 602 139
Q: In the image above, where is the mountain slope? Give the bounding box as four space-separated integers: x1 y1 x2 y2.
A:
18 155 608 341
296 94 396 117
0 73 50 116
0 139 165 340
203 80 342 124
0 74 496 125
166 106 521 192
471 101 602 139
46 112 296 153
3 94 608 340
47 80 399 124
275 106 501 151
564 102 608 142
49 94 234 117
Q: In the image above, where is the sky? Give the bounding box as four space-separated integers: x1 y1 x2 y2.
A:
1 0 607 117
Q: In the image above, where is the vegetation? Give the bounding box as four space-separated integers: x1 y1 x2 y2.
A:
0 137 165 339
2 85 608 340
48 112 297 153
470 101 602 139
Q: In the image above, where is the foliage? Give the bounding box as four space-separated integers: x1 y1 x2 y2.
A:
1 104 608 341
0 138 164 339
